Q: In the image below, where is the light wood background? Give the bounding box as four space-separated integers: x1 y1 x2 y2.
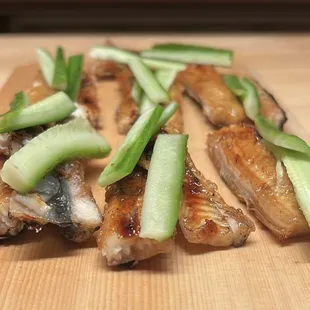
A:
0 34 310 310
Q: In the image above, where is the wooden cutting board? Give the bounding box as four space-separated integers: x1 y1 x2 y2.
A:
0 61 310 309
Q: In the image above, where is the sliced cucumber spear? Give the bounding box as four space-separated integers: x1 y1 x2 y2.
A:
52 47 67 90
67 54 84 101
255 115 310 155
128 58 170 105
0 92 76 133
131 81 143 103
1 119 111 193
140 134 188 241
98 105 163 187
36 47 55 87
267 143 310 226
222 74 246 97
139 69 179 114
89 45 186 70
155 101 179 132
141 43 233 67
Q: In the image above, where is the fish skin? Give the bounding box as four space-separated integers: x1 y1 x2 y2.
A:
207 124 310 239
97 168 173 266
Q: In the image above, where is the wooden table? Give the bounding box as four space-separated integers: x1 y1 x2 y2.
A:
0 34 310 309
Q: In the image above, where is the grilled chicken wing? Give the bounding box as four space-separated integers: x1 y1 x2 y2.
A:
97 168 173 266
10 160 102 242
207 125 310 239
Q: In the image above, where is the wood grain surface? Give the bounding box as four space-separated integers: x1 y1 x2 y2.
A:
0 35 310 310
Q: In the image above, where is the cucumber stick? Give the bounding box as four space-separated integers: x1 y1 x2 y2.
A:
98 105 164 187
128 59 170 105
52 47 67 90
131 81 143 103
155 101 179 132
36 48 55 87
255 115 310 155
89 45 186 70
140 134 188 241
1 119 111 193
268 143 310 226
0 92 76 133
139 69 179 114
141 43 233 67
67 54 84 101
222 74 246 97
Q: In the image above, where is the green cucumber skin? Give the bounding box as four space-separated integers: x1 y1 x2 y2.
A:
255 115 310 155
138 69 178 114
140 134 188 241
222 74 245 97
98 105 164 187
52 47 67 91
0 92 76 133
128 59 170 105
90 46 186 70
36 47 55 87
141 48 233 67
67 54 84 101
269 144 310 226
155 101 178 132
131 81 143 103
1 119 111 194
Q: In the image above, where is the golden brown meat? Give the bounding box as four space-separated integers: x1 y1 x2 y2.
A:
178 65 247 126
179 153 255 246
97 168 173 266
207 125 310 239
10 160 102 242
27 70 101 128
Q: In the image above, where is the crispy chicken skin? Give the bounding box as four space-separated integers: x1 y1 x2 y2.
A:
207 125 310 239
97 168 173 266
178 65 247 126
180 153 255 247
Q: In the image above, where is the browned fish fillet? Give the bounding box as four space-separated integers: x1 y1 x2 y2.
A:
0 178 24 238
114 67 139 134
97 167 173 266
207 125 310 239
27 70 101 128
10 160 102 242
180 153 255 246
178 65 287 128
137 135 255 247
178 65 247 126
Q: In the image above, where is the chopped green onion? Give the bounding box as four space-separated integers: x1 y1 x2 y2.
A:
67 54 84 101
141 43 233 67
98 105 163 187
128 58 170 105
0 91 29 119
131 81 143 103
52 47 67 90
222 74 246 98
1 119 111 193
36 47 55 87
0 92 76 133
155 101 179 132
140 134 188 241
267 143 310 226
255 115 310 155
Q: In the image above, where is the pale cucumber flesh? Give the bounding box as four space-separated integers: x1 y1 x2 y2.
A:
140 134 188 241
1 119 111 193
